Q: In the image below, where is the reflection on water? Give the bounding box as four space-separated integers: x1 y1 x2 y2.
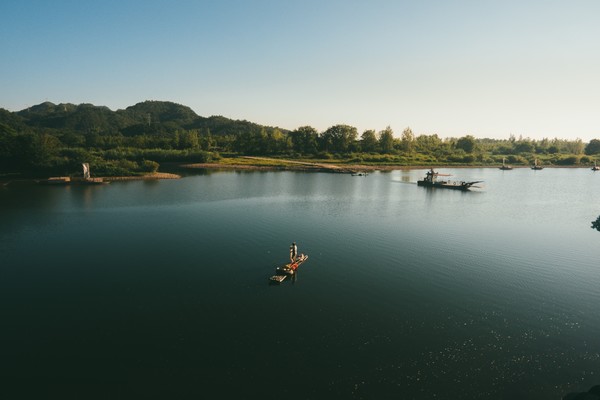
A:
1 169 599 399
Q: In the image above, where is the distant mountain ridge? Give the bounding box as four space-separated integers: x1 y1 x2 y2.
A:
3 100 286 137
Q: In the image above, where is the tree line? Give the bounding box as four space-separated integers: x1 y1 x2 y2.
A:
231 125 600 166
2 101 600 177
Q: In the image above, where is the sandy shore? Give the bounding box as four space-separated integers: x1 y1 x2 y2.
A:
182 158 594 173
183 158 364 173
1 172 181 186
103 172 181 181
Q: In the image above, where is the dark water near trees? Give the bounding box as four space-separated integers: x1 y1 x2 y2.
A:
1 168 599 399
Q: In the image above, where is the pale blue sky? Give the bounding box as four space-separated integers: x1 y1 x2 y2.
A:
1 0 599 140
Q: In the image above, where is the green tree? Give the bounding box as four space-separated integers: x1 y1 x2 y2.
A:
172 131 181 149
233 129 268 155
548 145 560 154
414 134 442 154
378 126 395 153
400 127 414 152
565 138 584 155
290 126 319 154
0 123 20 169
141 160 160 173
266 128 288 154
360 129 378 152
536 138 550 154
181 130 200 150
514 139 534 154
456 135 477 153
585 139 600 155
61 131 86 147
321 124 358 153
30 132 62 168
256 128 269 154
199 128 214 151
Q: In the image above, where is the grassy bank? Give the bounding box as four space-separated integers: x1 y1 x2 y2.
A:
181 155 599 172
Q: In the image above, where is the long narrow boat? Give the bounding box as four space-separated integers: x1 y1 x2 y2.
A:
417 169 482 191
269 254 309 283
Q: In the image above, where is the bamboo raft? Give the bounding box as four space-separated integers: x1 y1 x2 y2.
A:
269 254 309 284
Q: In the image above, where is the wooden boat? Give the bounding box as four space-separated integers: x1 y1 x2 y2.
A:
269 254 309 283
531 159 544 170
499 157 513 170
417 169 482 191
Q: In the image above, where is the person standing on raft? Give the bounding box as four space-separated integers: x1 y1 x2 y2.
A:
290 242 298 263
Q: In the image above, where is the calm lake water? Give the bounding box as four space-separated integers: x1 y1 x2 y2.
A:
1 168 599 399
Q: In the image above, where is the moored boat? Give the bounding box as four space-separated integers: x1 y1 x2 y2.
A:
417 169 482 191
499 157 513 170
531 159 544 170
592 161 600 171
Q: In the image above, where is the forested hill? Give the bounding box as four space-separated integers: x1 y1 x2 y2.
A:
0 100 292 176
4 100 285 137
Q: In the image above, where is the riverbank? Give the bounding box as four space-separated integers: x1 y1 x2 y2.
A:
1 172 181 187
3 160 595 187
183 158 350 173
183 156 415 173
103 172 181 181
181 157 596 173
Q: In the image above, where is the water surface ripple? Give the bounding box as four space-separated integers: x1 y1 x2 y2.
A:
1 168 599 399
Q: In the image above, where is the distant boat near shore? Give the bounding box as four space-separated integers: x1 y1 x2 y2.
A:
592 161 600 171
499 157 513 170
531 159 544 170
